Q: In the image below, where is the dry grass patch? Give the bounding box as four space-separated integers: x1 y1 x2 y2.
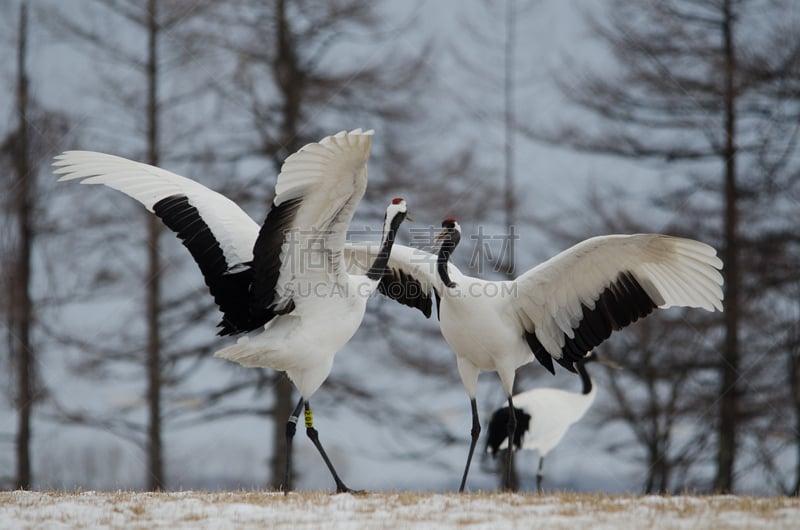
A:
1 489 798 529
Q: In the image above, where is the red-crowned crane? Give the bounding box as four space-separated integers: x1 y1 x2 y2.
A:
355 218 723 491
53 129 427 494
486 351 620 491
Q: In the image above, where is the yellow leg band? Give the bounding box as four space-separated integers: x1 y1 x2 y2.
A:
304 409 314 428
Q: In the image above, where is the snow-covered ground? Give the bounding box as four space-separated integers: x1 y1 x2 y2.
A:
2 491 798 529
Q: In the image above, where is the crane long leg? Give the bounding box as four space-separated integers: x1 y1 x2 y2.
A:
458 398 481 493
536 456 544 493
504 395 517 491
283 397 305 495
304 400 356 493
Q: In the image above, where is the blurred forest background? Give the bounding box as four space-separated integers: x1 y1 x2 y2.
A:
2 0 800 495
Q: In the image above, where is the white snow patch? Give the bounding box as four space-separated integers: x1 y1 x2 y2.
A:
1 491 797 530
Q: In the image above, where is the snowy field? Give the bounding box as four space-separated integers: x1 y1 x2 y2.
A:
2 491 798 529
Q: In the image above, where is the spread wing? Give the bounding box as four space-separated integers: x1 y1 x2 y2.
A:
250 129 375 317
511 234 724 373
53 151 260 335
343 243 442 318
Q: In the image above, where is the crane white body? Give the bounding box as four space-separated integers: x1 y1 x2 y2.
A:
436 273 530 398
216 274 374 398
495 386 596 457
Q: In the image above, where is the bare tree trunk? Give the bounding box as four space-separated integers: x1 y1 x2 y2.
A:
498 448 520 491
789 347 800 496
145 0 164 491
496 0 518 285
644 445 657 494
269 375 294 489
789 297 800 497
656 435 671 493
715 0 739 494
502 0 516 252
499 0 520 490
643 372 660 494
274 0 302 160
267 0 304 488
13 0 33 491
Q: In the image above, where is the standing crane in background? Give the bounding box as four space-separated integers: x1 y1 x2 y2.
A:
486 351 621 491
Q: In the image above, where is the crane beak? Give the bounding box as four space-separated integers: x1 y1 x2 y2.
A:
405 211 415 223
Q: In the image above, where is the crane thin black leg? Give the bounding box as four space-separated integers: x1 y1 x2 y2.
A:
504 395 517 491
283 397 305 495
304 400 358 494
536 456 544 493
458 398 481 493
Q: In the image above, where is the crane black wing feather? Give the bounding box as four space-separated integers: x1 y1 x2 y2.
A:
377 268 432 318
152 194 256 335
512 234 723 373
250 197 304 326
342 243 438 318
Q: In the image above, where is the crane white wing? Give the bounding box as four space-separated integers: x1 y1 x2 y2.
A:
511 234 724 372
343 242 440 317
250 129 374 313
53 150 259 265
53 151 262 335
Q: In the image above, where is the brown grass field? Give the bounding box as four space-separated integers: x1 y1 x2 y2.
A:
2 490 799 529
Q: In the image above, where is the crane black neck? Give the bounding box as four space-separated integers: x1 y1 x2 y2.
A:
436 241 457 288
576 359 593 395
366 212 403 281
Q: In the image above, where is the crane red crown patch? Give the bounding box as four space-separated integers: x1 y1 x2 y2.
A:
443 217 458 224
392 197 405 204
